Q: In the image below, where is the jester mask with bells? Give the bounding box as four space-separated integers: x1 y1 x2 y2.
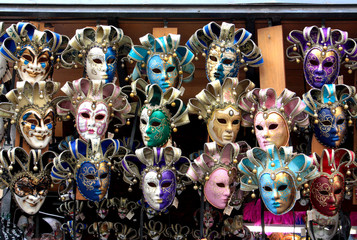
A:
186 22 263 84
57 78 131 142
0 22 68 84
286 25 357 89
0 148 56 215
61 25 132 83
239 88 309 150
0 23 12 84
303 84 357 148
121 146 190 213
51 138 122 202
188 77 254 147
0 81 60 149
88 221 113 240
186 142 248 210
127 34 195 93
310 148 356 217
61 221 86 240
307 208 340 240
131 80 189 147
238 145 319 215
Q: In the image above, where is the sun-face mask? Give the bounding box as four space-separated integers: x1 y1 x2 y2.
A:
307 209 339 240
88 222 113 240
0 22 68 84
239 145 319 215
61 221 86 240
0 148 56 215
122 146 189 214
287 25 357 88
57 78 131 142
186 22 263 83
61 25 132 83
51 138 122 202
128 34 195 93
188 77 254 147
303 84 357 148
239 88 309 150
0 81 60 149
309 148 356 217
187 142 248 210
131 81 189 147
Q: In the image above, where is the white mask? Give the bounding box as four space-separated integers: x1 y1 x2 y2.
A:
86 47 117 83
139 108 149 146
76 101 109 141
307 209 339 240
0 56 8 81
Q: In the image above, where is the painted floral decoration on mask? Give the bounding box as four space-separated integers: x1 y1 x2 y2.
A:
57 78 131 142
122 146 190 214
0 22 68 84
61 221 86 240
286 25 357 88
188 77 254 146
186 142 248 209
310 148 356 217
0 148 56 215
307 208 340 240
131 79 189 147
51 138 122 202
88 222 113 240
303 84 357 148
0 81 60 149
239 88 309 150
62 25 132 83
186 22 263 84
238 144 319 215
127 34 195 92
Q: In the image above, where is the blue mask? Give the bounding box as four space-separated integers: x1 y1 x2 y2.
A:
86 46 117 83
147 54 179 92
76 160 110 202
259 172 296 215
313 106 347 148
105 47 117 83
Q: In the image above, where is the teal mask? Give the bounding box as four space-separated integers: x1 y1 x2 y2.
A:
146 109 171 147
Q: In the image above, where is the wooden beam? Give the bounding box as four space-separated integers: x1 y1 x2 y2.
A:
152 27 177 38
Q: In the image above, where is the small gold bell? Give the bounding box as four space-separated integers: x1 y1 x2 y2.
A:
171 102 176 107
293 46 297 51
251 193 256 199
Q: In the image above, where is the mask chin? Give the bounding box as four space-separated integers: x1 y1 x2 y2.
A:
14 194 45 215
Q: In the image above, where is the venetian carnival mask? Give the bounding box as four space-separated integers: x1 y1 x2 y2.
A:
307 209 339 240
187 142 247 209
51 138 121 202
0 148 55 215
87 198 110 219
61 25 132 83
88 222 113 240
287 25 357 88
303 84 357 148
310 148 356 217
61 221 86 240
128 34 194 93
186 22 263 83
122 146 189 213
0 22 68 83
239 145 318 215
239 88 309 150
57 78 131 142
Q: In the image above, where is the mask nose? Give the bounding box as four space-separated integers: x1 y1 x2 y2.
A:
314 63 325 76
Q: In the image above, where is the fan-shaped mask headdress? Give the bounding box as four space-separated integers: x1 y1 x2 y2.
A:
57 78 131 142
0 81 60 149
239 88 309 150
238 145 319 215
186 21 263 84
61 221 86 240
0 23 12 83
186 142 248 209
51 138 122 202
121 146 190 213
62 25 132 83
127 33 195 92
286 26 357 88
303 84 357 148
0 22 68 84
188 77 254 146
0 148 56 215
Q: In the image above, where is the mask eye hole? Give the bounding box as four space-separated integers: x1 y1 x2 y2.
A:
151 121 160 127
269 124 278 130
222 59 234 65
232 119 240 125
44 118 52 125
278 185 287 191
100 173 108 179
107 58 115 64
217 118 227 124
95 114 106 121
256 125 263 130
38 56 48 63
27 119 38 125
323 62 333 68
85 175 96 180
337 119 345 125
22 54 33 62
334 188 342 194
209 56 218 62
319 190 329 196
322 120 332 126
141 119 147 125
93 58 102 64
81 112 90 119
161 182 172 188
325 225 334 230
148 182 157 187
152 68 161 74
167 66 175 73
216 183 225 188
263 186 272 191
309 59 319 66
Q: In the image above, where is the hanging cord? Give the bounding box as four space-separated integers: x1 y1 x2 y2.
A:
293 208 295 240
261 200 265 240
73 182 77 240
129 101 140 150
200 191 204 239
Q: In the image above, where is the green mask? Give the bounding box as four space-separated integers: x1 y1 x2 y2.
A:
146 109 171 147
